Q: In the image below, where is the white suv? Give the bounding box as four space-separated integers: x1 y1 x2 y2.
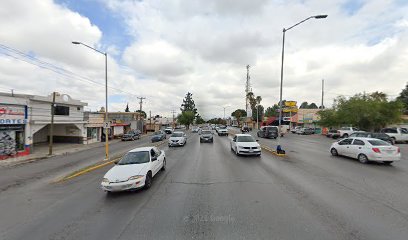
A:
338 127 359 138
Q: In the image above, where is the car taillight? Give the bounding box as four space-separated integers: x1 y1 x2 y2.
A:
397 147 400 153
372 148 381 153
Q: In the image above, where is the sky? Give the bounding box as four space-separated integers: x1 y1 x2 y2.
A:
1 0 408 119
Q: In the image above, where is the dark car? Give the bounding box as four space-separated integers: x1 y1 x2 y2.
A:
326 129 340 139
151 131 166 142
121 130 141 141
350 132 394 144
257 126 278 139
241 126 252 133
200 130 214 143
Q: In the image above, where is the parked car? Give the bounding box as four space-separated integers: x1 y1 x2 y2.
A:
291 126 301 134
101 147 165 193
241 126 251 133
296 127 314 135
338 127 359 138
257 126 278 139
121 130 141 141
168 131 187 147
230 134 261 156
164 127 173 134
330 137 400 164
151 131 166 143
380 127 408 143
192 126 201 133
350 132 394 145
326 129 340 139
200 130 214 143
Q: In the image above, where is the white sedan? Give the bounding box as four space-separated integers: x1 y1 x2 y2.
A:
330 137 400 164
168 131 187 147
101 147 165 193
230 134 261 156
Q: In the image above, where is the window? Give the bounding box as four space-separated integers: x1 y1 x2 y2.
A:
401 128 408 134
339 138 353 145
385 128 398 133
352 128 359 131
54 105 69 115
352 139 365 145
150 149 156 158
154 148 161 156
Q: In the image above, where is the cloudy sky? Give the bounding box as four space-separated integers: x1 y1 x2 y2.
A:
1 0 407 119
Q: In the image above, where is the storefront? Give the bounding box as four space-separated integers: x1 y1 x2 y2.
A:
0 104 29 159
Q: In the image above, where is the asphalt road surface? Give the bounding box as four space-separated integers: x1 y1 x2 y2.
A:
1 131 408 240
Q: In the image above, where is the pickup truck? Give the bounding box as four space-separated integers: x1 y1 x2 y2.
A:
380 127 408 143
337 127 359 138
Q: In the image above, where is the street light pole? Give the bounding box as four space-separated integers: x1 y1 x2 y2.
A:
72 41 109 160
277 15 327 143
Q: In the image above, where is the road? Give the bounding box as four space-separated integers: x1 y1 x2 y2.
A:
1 131 408 240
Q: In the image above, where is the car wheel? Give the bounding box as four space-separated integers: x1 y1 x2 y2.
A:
343 133 349 138
330 148 338 156
161 158 166 171
383 161 393 165
144 172 152 189
358 154 369 164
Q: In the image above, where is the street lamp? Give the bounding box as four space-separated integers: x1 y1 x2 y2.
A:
221 105 231 124
278 14 327 142
72 41 109 160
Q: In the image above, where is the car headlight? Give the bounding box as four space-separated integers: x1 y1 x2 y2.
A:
102 178 110 183
238 146 244 149
128 175 144 181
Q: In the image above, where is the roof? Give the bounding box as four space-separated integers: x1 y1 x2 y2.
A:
129 147 155 152
235 134 252 137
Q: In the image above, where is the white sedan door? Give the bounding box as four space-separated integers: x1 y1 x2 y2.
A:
150 149 161 176
337 138 353 156
231 136 237 151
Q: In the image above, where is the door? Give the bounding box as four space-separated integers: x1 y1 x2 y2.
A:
150 149 160 176
350 139 365 159
400 128 408 141
337 138 353 156
231 136 237 150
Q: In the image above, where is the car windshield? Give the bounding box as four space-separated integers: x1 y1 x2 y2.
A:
368 140 390 146
237 136 255 142
153 132 161 135
171 133 183 137
201 131 212 134
117 151 150 165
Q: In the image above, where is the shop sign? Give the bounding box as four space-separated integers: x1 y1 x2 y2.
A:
0 105 27 125
285 101 297 107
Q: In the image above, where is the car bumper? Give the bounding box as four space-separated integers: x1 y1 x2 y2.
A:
200 138 213 142
237 149 262 155
218 132 228 136
101 178 145 192
367 153 401 162
169 141 184 146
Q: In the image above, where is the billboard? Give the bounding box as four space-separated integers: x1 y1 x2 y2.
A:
0 105 27 124
285 101 297 107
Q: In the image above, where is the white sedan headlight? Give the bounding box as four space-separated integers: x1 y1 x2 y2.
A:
102 178 110 183
238 146 244 149
128 175 144 181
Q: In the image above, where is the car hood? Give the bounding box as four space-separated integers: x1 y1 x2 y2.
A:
104 163 149 182
236 142 260 148
169 137 184 141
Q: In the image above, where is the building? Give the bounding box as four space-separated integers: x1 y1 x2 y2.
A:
0 92 87 159
106 112 143 138
292 109 321 128
84 112 104 143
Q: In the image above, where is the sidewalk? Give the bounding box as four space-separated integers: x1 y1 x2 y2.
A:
0 139 121 167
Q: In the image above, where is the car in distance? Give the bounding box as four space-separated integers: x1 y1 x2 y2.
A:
350 132 394 145
338 126 359 138
230 134 261 156
330 137 400 164
101 147 165 192
122 130 141 141
200 130 213 143
217 126 228 136
192 126 201 133
151 131 166 143
291 126 301 133
296 127 314 135
326 129 340 139
168 131 187 147
164 127 173 134
257 126 278 139
380 127 408 143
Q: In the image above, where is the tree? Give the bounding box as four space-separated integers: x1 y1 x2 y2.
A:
125 103 130 112
135 110 147 118
177 111 195 129
195 114 206 124
397 83 408 113
265 104 279 117
300 102 309 109
318 93 404 131
253 105 264 122
308 103 318 109
180 92 198 116
231 109 247 125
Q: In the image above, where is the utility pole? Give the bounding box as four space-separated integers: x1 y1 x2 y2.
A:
171 110 176 129
137 97 146 112
321 79 324 109
245 65 251 114
48 92 56 155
